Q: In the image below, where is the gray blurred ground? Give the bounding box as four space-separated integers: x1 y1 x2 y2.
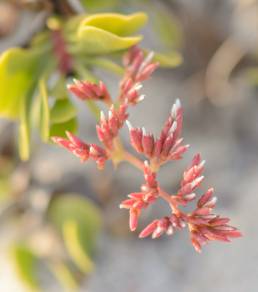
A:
1 0 258 291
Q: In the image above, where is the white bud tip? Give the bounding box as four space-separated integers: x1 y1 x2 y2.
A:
108 110 112 120
209 196 217 205
166 226 174 235
134 83 143 91
100 111 105 121
170 121 177 133
72 78 80 84
142 127 147 136
146 51 154 63
144 160 149 167
137 95 145 102
175 98 181 108
126 120 133 130
199 160 206 168
171 104 176 117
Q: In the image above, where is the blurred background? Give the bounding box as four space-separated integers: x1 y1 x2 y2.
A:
0 0 257 291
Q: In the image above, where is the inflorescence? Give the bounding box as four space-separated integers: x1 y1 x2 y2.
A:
52 46 241 252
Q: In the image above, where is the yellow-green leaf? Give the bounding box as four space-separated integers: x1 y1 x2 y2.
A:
63 220 94 273
151 51 183 68
49 117 78 138
50 99 77 124
82 12 147 36
10 243 40 291
49 261 78 290
48 194 101 255
18 93 33 161
0 48 40 119
39 79 50 142
77 26 142 54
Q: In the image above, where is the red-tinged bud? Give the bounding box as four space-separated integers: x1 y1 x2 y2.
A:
194 207 212 216
68 80 111 103
197 188 214 208
191 237 202 253
142 130 154 157
169 214 186 229
52 131 89 162
139 220 159 238
191 176 204 190
119 199 135 209
209 217 230 226
51 30 73 74
183 193 196 202
190 154 201 168
128 193 145 200
136 62 159 82
126 121 143 153
169 144 190 160
129 208 140 231
123 46 142 67
89 144 108 169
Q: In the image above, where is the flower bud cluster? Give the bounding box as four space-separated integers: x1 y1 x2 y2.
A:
120 161 159 231
52 46 241 253
126 99 189 165
68 79 111 104
52 131 107 169
96 104 128 149
119 46 159 105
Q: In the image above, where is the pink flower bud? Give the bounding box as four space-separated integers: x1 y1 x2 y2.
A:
139 220 159 238
68 80 111 103
129 208 140 231
52 131 89 162
142 130 154 157
89 144 108 169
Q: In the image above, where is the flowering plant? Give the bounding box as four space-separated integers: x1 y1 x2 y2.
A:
53 46 241 252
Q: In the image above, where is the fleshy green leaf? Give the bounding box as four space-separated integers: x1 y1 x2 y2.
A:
81 0 119 11
48 194 101 255
151 51 183 68
18 88 34 161
50 99 77 124
82 12 147 36
49 261 78 290
49 117 78 138
63 220 94 273
39 79 50 142
0 48 41 119
77 26 142 54
10 243 40 291
152 9 182 49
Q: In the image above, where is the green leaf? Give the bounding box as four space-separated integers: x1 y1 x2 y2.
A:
152 9 182 49
49 261 78 290
63 220 94 273
85 57 124 75
18 90 34 161
82 12 148 36
0 48 41 119
81 0 119 11
39 79 50 142
48 194 101 255
151 51 183 68
246 67 258 85
49 117 78 138
10 243 40 291
77 26 142 54
50 99 77 124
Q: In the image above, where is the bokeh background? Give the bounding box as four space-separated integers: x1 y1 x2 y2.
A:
0 0 257 291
